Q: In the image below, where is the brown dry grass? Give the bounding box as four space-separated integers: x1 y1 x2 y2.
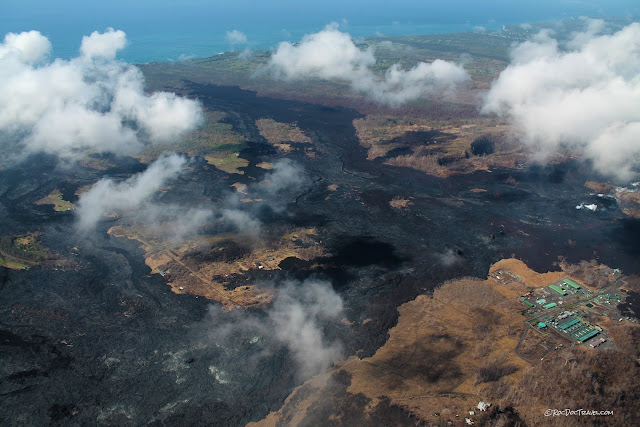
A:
252 258 640 426
78 156 116 170
616 187 640 219
491 258 570 289
353 116 528 178
353 116 434 160
256 161 274 169
386 139 526 178
256 118 311 145
249 374 331 427
584 181 614 194
230 182 247 194
108 225 324 309
583 181 640 219
389 197 413 209
253 263 542 425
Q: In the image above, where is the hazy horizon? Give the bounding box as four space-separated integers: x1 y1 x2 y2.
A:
2 0 639 62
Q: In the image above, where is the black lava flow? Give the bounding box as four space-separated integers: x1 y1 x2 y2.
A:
1 83 639 425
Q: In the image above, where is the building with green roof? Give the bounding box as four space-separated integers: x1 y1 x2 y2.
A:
549 284 567 295
563 278 581 289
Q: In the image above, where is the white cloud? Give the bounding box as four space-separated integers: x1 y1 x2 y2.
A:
259 158 302 194
76 156 306 239
75 153 188 231
265 24 469 107
135 205 214 243
220 209 261 236
354 59 469 106
482 22 640 181
0 29 203 162
269 280 344 378
202 279 344 379
567 17 606 49
1 30 51 63
26 103 140 157
267 24 376 80
438 248 463 267
80 28 127 60
225 30 248 45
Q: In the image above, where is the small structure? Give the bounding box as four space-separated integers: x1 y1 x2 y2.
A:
538 322 547 329
477 401 491 411
543 302 557 309
576 329 599 343
558 318 580 330
563 278 581 289
536 298 546 305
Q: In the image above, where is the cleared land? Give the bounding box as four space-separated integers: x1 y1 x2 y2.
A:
0 233 76 270
108 225 325 309
0 233 48 269
252 259 640 426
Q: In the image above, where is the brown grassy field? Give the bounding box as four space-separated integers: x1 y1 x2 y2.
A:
108 225 324 309
255 118 320 158
389 197 413 209
584 181 640 220
256 118 311 145
251 259 640 426
615 188 640 219
353 114 529 178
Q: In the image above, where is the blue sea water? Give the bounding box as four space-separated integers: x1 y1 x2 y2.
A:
1 0 638 64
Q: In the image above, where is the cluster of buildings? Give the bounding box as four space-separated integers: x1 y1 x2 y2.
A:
520 277 610 348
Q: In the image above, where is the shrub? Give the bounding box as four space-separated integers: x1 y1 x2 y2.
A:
471 136 495 156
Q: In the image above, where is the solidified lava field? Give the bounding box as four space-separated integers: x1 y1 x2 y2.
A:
1 84 639 425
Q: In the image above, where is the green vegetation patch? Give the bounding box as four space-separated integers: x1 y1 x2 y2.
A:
0 256 29 269
135 110 247 163
35 190 75 212
205 152 249 175
0 233 49 269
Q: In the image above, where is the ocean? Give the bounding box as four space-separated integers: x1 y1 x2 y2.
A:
1 0 638 63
